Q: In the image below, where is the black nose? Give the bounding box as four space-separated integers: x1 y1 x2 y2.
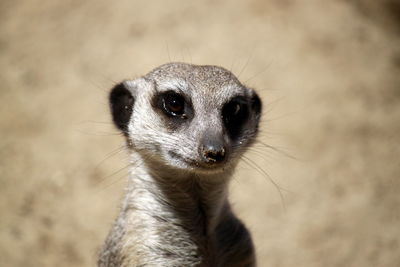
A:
200 141 226 163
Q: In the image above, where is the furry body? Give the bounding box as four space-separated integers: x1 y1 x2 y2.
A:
98 63 261 267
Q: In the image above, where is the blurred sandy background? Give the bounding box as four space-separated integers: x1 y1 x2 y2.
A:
1 0 400 266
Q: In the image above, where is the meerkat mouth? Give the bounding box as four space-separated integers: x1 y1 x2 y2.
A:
168 151 226 172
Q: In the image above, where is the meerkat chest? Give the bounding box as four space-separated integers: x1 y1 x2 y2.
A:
119 196 254 267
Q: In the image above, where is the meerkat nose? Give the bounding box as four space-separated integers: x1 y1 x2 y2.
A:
200 139 226 163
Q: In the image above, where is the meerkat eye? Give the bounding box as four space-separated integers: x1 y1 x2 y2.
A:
223 98 247 122
162 92 186 117
232 103 241 115
222 97 249 139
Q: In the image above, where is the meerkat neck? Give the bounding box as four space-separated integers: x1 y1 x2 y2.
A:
123 154 233 236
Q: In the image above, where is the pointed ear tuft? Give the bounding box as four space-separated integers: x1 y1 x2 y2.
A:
109 82 134 135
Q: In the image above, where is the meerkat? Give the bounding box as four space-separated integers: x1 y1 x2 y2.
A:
98 62 262 267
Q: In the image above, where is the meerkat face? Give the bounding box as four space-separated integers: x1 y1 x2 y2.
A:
109 63 261 174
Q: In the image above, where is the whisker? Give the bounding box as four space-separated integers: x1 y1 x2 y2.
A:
256 129 285 138
241 155 287 211
78 120 114 125
244 61 273 84
95 152 152 193
262 96 286 113
187 47 193 64
96 163 131 187
95 145 126 169
95 172 128 193
261 111 298 123
246 147 276 162
76 129 122 136
166 41 171 62
237 50 254 79
229 52 239 73
254 140 299 160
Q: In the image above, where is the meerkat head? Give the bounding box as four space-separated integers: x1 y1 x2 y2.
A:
109 63 262 175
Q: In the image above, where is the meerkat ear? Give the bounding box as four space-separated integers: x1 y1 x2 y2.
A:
109 82 135 135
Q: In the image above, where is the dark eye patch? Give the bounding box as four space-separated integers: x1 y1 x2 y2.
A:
222 96 249 140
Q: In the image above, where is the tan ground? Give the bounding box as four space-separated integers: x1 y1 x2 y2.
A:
1 0 400 266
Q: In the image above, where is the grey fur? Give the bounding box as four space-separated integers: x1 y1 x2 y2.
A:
98 63 261 267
